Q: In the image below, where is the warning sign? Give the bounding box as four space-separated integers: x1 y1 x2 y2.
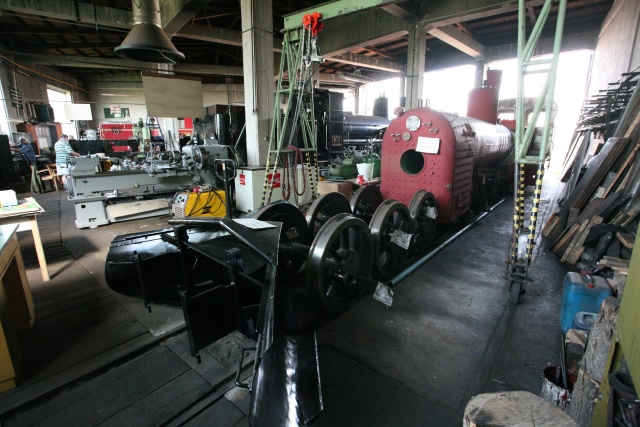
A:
239 174 246 185
268 173 281 188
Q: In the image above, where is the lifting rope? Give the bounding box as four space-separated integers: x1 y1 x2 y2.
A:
281 145 307 201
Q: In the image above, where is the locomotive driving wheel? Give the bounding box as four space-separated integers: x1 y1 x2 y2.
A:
306 214 373 314
370 200 412 279
306 192 352 238
350 185 383 224
253 202 310 279
408 190 438 253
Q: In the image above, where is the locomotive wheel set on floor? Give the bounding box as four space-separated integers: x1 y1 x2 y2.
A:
252 187 438 314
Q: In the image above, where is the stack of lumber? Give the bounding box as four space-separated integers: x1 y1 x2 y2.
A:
577 71 640 133
544 71 640 273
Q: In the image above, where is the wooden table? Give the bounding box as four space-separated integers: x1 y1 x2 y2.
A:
0 224 34 392
0 198 49 282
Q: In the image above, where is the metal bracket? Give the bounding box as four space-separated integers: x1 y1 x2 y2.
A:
134 251 152 313
305 38 324 66
235 346 257 390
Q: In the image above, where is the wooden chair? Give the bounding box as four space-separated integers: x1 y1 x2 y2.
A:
36 164 60 192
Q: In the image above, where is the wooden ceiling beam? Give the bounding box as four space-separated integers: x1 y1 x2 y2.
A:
328 51 405 73
428 25 487 60
363 45 397 61
527 6 537 25
14 52 244 76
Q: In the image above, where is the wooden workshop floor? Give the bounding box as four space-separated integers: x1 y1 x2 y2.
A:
0 187 254 426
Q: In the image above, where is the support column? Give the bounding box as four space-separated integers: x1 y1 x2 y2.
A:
240 0 274 165
405 24 426 109
399 74 406 109
475 61 485 88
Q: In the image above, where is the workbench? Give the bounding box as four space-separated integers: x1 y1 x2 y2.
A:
0 198 49 281
0 224 34 392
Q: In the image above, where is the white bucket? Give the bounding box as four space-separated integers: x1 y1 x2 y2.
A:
540 365 574 413
356 163 374 182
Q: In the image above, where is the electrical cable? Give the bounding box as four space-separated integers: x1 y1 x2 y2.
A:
187 191 201 216
187 189 226 216
0 53 88 94
188 191 214 216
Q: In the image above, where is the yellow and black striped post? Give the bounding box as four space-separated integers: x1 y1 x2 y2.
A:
261 153 281 208
525 164 544 266
510 163 527 266
305 151 318 199
517 164 526 231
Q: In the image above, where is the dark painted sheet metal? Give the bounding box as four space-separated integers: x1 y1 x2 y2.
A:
250 329 323 426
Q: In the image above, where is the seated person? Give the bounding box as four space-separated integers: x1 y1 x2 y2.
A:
12 137 37 167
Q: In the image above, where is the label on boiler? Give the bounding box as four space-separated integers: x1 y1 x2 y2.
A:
416 136 440 154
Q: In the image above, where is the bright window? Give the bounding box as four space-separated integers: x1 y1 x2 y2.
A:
47 86 77 138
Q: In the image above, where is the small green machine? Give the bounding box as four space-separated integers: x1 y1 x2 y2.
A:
329 156 358 179
329 156 380 180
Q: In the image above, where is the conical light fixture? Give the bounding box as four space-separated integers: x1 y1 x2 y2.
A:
115 0 185 63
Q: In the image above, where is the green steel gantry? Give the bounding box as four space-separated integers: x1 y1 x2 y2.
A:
262 0 405 207
508 0 567 304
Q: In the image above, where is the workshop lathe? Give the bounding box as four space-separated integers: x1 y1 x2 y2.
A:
67 142 234 228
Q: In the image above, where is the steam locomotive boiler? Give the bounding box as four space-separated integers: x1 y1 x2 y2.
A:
380 72 513 223
380 109 513 222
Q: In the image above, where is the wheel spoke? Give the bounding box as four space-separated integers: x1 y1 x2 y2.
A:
348 227 359 250
393 210 402 228
326 284 336 299
339 230 349 251
379 250 390 268
328 248 343 262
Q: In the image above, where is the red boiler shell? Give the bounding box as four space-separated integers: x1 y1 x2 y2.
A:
380 107 513 223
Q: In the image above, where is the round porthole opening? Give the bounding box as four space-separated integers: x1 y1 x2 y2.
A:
400 150 425 175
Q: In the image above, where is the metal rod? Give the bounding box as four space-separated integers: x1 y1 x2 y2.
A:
389 199 506 287
168 218 274 265
222 161 232 218
560 332 569 389
234 123 246 150
523 0 552 60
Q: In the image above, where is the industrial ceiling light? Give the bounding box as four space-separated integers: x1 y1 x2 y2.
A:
339 73 374 84
115 0 185 64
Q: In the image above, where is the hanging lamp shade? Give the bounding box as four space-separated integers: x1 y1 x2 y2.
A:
115 0 185 64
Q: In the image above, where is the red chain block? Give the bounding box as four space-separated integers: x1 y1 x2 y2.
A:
302 12 324 37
